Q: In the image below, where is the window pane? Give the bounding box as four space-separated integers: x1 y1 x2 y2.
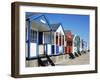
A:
56 33 58 45
44 32 51 44
30 30 37 43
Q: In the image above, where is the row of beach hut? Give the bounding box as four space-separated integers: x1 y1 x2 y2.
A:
26 14 88 61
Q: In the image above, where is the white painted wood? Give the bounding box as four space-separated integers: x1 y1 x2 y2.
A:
59 46 63 53
64 36 66 47
40 19 46 24
47 44 51 55
30 43 37 57
80 38 83 52
72 35 76 54
39 45 44 55
56 25 64 35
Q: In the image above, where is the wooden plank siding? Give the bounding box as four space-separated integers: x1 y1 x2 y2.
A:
65 31 73 54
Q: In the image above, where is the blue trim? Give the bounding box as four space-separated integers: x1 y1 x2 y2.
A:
26 14 43 21
33 15 44 21
62 46 64 54
56 45 59 54
27 19 31 58
43 15 50 27
51 45 55 55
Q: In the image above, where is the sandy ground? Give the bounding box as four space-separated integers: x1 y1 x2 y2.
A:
26 52 90 67
55 52 90 66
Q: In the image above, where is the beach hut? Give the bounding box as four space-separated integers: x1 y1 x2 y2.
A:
26 14 52 59
73 35 81 57
50 23 66 55
80 39 87 54
80 39 83 53
65 30 75 59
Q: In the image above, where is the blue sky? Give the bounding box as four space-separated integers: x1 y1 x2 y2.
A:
26 12 90 46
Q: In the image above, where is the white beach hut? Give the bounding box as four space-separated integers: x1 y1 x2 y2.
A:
50 23 66 55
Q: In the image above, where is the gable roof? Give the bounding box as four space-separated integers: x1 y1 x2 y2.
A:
50 23 60 31
64 30 74 41
50 23 66 36
26 13 51 31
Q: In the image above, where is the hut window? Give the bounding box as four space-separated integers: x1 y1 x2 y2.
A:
74 41 77 47
56 33 58 45
59 34 61 46
62 36 64 45
70 41 72 46
67 41 72 46
51 33 54 44
44 32 51 44
82 40 84 48
30 30 37 43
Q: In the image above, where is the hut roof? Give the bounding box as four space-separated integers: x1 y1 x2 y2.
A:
64 30 74 41
50 23 61 31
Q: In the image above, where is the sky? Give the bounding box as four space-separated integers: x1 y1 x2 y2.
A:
26 12 90 47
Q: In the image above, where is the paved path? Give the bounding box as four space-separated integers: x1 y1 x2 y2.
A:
55 52 90 66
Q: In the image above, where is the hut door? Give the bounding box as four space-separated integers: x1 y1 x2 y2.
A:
38 32 45 55
69 41 72 53
38 32 43 44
